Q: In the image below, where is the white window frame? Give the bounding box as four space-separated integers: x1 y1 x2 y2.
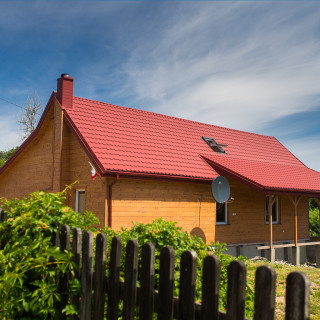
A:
265 196 279 224
216 202 227 225
75 189 85 214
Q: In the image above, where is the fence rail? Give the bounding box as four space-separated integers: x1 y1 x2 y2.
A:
0 209 311 320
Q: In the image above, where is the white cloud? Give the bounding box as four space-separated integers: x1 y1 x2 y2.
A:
121 2 320 131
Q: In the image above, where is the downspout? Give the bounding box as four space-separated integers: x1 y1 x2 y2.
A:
108 174 119 228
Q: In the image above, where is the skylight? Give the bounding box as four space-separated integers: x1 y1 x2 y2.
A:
202 137 227 154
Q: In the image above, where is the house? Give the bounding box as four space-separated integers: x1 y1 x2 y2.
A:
1 74 320 261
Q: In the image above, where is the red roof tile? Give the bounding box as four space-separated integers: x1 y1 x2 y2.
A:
63 96 320 194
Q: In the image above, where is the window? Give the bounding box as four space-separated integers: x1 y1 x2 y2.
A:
216 202 227 224
265 196 279 224
202 137 227 154
76 190 85 214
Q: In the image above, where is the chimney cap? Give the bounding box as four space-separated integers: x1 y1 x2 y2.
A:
61 73 70 78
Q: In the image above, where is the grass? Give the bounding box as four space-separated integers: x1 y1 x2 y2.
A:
246 260 320 319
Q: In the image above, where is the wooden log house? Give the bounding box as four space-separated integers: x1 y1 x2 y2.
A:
1 74 320 263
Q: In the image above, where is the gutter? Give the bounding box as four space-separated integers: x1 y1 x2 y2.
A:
108 174 119 228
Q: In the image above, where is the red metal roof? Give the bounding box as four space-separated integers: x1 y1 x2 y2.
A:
62 96 320 195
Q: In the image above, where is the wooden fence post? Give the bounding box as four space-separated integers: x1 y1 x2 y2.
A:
80 230 94 320
179 251 197 320
93 233 108 320
157 246 175 320
226 260 247 320
107 236 122 320
254 265 276 320
139 242 155 320
123 239 139 320
201 254 220 320
285 272 310 320
70 227 82 320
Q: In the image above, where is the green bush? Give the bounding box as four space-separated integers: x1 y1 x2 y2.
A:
309 207 320 237
0 189 99 319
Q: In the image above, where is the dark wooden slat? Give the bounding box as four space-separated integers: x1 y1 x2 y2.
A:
58 225 71 320
139 242 155 320
285 272 310 320
93 233 108 320
157 246 175 320
201 254 220 320
0 209 6 222
70 228 82 320
254 265 276 320
226 260 246 320
179 250 197 320
107 236 122 320
123 239 139 320
80 231 94 320
52 224 61 247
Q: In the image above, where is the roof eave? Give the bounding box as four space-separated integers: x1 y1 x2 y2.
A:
202 155 320 197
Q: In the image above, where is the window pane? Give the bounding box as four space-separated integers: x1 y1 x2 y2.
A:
266 196 278 224
216 203 227 223
77 191 85 214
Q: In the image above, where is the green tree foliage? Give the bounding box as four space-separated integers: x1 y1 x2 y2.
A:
0 146 19 167
309 199 320 237
0 190 99 319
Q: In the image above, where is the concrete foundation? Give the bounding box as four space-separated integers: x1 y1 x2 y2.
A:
225 240 309 264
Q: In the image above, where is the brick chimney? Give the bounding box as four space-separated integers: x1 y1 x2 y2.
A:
57 74 74 108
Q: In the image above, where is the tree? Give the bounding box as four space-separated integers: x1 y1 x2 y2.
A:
17 93 43 141
0 146 19 167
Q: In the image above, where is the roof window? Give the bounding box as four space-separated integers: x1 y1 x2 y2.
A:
202 137 227 154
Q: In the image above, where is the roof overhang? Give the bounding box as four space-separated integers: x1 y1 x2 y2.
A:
202 155 320 197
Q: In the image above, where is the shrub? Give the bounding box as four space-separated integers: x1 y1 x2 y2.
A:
0 189 99 319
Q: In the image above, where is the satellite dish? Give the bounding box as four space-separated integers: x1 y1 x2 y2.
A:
211 176 230 203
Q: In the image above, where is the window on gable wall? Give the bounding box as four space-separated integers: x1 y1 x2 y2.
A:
265 196 280 224
76 190 85 214
202 137 227 154
216 202 227 224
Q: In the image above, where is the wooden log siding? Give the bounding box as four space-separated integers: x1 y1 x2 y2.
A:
47 225 311 320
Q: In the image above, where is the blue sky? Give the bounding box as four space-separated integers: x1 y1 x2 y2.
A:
1 1 320 171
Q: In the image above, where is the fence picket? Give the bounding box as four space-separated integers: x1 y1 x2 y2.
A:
157 246 175 320
107 236 122 320
93 233 108 320
80 231 94 320
139 242 155 320
178 250 197 320
70 227 82 320
201 254 220 320
0 209 6 222
285 272 310 320
123 239 139 320
57 225 71 319
226 260 246 320
254 265 276 320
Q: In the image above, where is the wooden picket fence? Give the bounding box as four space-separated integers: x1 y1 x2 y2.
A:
49 224 310 320
0 209 311 320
